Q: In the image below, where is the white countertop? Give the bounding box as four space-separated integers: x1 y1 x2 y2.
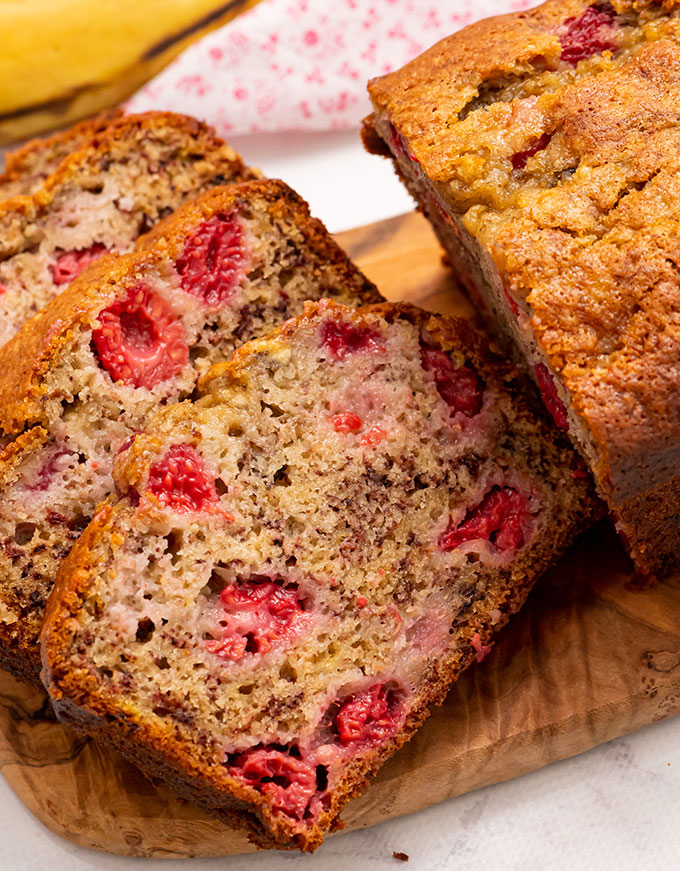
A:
3 130 679 871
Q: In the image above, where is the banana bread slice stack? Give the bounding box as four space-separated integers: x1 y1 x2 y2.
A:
0 180 381 684
41 300 598 851
0 110 254 348
0 110 124 200
364 0 680 578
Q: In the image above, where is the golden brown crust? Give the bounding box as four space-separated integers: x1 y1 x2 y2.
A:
41 300 598 851
0 179 379 437
0 110 125 199
366 0 680 577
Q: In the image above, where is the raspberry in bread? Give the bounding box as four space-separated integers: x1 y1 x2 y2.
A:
0 180 381 685
0 110 124 200
0 110 254 349
364 0 680 578
41 300 598 851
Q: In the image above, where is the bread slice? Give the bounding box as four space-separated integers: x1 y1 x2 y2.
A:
41 300 599 851
0 110 124 200
0 110 254 349
363 1 680 578
0 180 381 685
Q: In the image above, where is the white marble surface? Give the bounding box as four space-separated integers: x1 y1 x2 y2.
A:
2 129 680 870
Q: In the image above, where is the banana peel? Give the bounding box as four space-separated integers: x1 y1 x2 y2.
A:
0 0 263 145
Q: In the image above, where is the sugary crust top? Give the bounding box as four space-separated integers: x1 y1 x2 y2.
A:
368 0 680 499
0 179 379 436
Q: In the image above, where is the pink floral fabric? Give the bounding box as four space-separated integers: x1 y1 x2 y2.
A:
126 0 534 135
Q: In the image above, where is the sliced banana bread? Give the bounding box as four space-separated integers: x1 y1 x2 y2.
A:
0 110 124 200
41 300 599 851
364 0 680 578
0 180 381 685
0 110 254 349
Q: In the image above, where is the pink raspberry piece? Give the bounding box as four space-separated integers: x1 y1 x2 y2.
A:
511 132 553 171
559 3 617 66
331 412 363 434
439 486 529 553
147 444 218 513
175 213 248 307
52 243 108 286
534 363 569 430
227 746 318 820
421 346 484 417
205 578 309 661
93 284 188 389
321 320 385 360
334 683 402 747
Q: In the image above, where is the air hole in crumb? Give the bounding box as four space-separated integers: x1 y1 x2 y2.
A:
466 553 480 564
285 555 297 567
273 465 291 486
412 475 428 491
98 667 113 679
261 401 284 418
244 632 258 654
279 661 297 682
316 765 329 792
278 267 295 288
135 617 155 643
155 656 170 669
14 522 37 545
165 531 182 565
238 684 254 695
202 569 226 597
215 478 229 496
228 423 244 438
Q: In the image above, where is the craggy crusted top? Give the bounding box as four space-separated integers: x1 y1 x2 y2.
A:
0 179 380 437
0 109 124 200
367 0 680 500
0 110 254 261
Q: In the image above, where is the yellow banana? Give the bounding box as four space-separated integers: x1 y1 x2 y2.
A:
0 0 263 145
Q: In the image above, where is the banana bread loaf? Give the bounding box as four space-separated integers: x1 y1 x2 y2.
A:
0 110 254 349
364 0 680 578
0 180 381 685
0 110 124 200
41 300 598 851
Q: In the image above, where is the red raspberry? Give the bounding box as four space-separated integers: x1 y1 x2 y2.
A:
175 213 248 307
93 284 188 389
421 347 484 417
534 363 569 430
29 445 73 491
559 3 617 66
359 425 386 446
439 486 529 553
471 632 492 663
205 578 309 661
502 282 521 317
147 444 218 513
510 132 553 172
331 412 362 433
227 746 318 820
51 243 108 286
321 320 385 360
334 683 402 747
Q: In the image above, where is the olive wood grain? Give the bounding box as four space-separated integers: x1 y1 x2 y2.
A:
1 211 678 857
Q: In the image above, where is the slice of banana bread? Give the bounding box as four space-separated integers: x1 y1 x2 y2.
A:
0 110 254 349
364 0 680 579
0 180 381 685
41 300 598 852
0 110 124 200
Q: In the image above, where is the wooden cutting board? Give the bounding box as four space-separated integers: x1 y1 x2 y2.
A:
2 211 680 858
